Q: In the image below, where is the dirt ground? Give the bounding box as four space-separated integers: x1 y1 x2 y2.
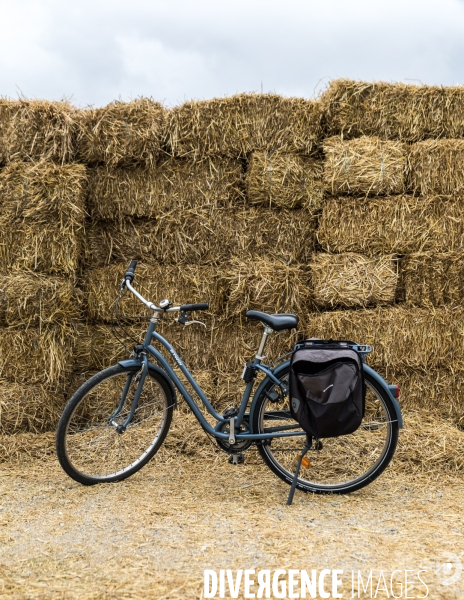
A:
0 437 463 600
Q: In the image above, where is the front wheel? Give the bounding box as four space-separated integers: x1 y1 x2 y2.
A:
253 367 399 494
56 364 174 485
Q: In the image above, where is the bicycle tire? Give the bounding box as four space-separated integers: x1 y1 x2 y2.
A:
56 364 174 485
253 366 399 494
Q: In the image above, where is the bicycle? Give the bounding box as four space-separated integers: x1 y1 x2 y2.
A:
56 260 403 496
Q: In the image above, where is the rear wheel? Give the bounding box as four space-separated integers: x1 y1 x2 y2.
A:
56 364 174 485
253 367 399 494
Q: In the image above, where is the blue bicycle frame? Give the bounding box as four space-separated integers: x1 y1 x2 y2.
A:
118 315 305 444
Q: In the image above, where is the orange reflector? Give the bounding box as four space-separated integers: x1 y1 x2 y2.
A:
301 456 310 468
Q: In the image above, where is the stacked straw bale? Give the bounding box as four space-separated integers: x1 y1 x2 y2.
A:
222 258 313 319
0 160 86 435
4 83 464 463
0 161 87 276
0 273 82 328
166 94 322 159
322 78 464 140
86 208 317 267
77 99 166 167
0 384 65 435
5 100 79 164
400 251 464 307
310 253 398 309
245 152 324 209
83 263 227 322
304 306 464 372
407 140 464 195
0 100 14 165
317 196 464 255
376 368 464 427
323 137 406 196
88 157 244 219
0 326 75 390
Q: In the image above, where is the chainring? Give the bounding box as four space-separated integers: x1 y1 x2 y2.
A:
214 418 253 454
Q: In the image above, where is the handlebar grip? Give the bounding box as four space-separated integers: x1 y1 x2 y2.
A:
124 259 138 283
180 303 209 312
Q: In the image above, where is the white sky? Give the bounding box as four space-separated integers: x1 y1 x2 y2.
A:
0 0 464 107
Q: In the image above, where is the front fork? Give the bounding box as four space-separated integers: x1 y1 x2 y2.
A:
108 354 149 433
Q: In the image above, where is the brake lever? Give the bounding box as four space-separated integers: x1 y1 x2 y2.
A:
175 318 206 328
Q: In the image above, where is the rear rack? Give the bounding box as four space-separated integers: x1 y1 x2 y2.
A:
293 339 373 361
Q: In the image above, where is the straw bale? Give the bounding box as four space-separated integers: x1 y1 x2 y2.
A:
400 251 464 307
407 139 464 195
0 272 82 328
377 368 464 427
73 321 218 373
223 257 313 319
209 323 300 378
322 78 464 140
396 410 464 475
88 157 244 219
73 318 299 381
323 136 406 196
167 93 322 159
83 262 227 322
0 381 64 434
245 152 324 209
0 161 87 276
87 207 317 267
77 99 166 167
0 100 15 165
311 252 398 309
0 326 75 389
304 305 464 372
6 99 79 163
317 196 464 255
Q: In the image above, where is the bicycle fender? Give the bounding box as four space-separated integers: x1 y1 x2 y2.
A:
118 359 178 409
363 364 403 428
249 359 291 433
248 360 403 431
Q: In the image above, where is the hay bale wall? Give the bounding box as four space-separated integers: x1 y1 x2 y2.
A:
2 83 464 474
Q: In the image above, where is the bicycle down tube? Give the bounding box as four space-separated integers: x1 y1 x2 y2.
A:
125 315 305 442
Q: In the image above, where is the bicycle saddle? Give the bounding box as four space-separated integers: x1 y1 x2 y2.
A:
245 310 299 331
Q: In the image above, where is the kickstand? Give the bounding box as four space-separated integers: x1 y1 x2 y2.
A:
287 436 312 506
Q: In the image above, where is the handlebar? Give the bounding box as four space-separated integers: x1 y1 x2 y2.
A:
124 259 138 283
122 260 208 314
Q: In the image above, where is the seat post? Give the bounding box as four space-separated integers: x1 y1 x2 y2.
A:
255 325 274 361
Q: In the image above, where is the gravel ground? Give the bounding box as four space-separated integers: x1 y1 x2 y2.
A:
0 449 463 599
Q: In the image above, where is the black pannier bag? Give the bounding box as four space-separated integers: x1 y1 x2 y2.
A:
289 339 365 439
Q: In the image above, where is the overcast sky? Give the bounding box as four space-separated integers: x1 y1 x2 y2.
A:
1 0 464 107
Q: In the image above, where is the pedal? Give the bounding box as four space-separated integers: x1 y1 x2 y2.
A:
229 453 245 465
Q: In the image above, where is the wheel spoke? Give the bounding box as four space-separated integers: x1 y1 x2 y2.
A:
59 367 172 483
255 370 397 492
